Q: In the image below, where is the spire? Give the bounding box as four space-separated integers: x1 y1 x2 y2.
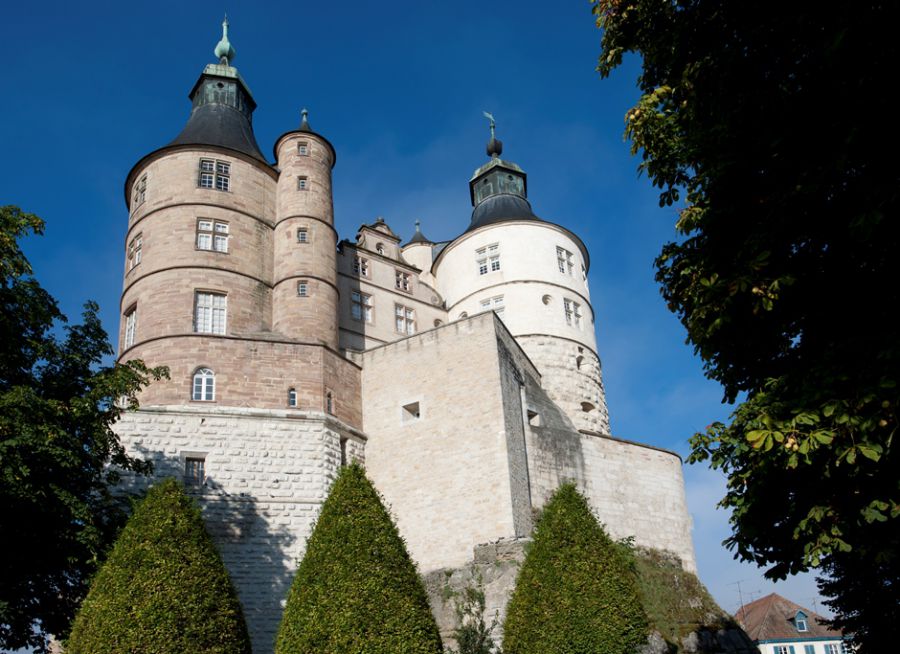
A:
214 15 236 65
299 108 311 132
483 111 503 158
405 219 433 246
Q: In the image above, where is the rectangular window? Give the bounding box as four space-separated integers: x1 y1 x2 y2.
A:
297 280 309 297
128 233 142 270
197 220 228 252
298 141 309 156
804 646 816 654
132 174 147 208
124 307 137 348
352 256 369 277
194 292 227 334
297 176 308 191
557 246 575 275
199 159 230 191
479 295 505 319
184 457 205 486
476 243 500 275
288 388 297 407
564 298 582 328
351 291 373 322
395 304 416 335
297 227 309 243
395 270 411 292
824 645 840 654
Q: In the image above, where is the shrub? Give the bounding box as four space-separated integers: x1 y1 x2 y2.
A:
66 478 251 654
503 483 648 654
276 463 442 654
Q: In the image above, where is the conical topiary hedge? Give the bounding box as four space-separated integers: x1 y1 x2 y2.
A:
66 478 251 654
503 483 648 654
276 463 442 654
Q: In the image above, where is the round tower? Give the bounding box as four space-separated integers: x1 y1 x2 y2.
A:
271 110 339 348
434 128 610 434
119 19 279 407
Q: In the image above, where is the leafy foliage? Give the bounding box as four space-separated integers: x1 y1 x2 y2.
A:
65 478 251 654
502 484 647 654
817 520 899 654
276 463 443 654
631 547 733 652
445 580 500 654
594 3 899 643
0 205 167 652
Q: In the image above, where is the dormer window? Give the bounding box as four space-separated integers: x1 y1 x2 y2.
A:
795 612 808 632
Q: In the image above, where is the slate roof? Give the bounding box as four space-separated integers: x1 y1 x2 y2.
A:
735 593 842 642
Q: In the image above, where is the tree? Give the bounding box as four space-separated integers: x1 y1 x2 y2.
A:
65 478 251 654
0 205 166 652
275 463 442 654
594 2 899 650
502 484 647 654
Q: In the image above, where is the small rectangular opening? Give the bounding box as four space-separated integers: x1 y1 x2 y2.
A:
527 409 542 427
184 457 205 486
402 401 421 422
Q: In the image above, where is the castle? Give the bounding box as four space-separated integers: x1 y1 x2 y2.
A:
114 21 696 653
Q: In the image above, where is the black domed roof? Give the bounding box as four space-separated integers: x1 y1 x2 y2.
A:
169 101 267 163
466 193 541 233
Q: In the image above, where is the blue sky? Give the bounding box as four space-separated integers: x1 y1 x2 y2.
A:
0 1 828 616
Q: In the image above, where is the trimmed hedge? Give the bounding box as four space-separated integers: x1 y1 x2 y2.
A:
66 478 251 654
503 483 648 654
276 463 442 654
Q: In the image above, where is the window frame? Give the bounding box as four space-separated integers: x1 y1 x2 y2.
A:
124 305 137 349
191 368 215 402
394 303 416 335
479 295 505 319
352 256 369 277
297 141 310 156
297 176 309 191
128 233 143 270
132 174 147 209
476 243 500 275
395 270 412 293
297 227 309 243
297 280 309 297
196 219 229 253
557 246 575 276
198 158 231 192
193 291 227 335
351 290 373 323
184 456 206 486
288 387 298 407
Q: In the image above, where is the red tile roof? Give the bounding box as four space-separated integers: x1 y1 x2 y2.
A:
735 593 842 642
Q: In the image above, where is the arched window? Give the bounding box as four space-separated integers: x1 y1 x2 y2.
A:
576 355 584 370
192 368 215 401
375 243 385 255
288 387 297 407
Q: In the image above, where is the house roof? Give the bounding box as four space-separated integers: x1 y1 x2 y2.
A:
735 593 841 642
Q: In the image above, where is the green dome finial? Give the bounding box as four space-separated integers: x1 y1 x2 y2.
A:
214 15 236 65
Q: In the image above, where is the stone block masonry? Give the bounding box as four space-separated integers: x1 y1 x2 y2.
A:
115 405 365 654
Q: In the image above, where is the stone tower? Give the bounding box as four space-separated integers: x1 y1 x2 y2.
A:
428 131 611 435
115 20 364 653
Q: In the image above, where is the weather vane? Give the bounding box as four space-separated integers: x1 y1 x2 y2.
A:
483 111 496 139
